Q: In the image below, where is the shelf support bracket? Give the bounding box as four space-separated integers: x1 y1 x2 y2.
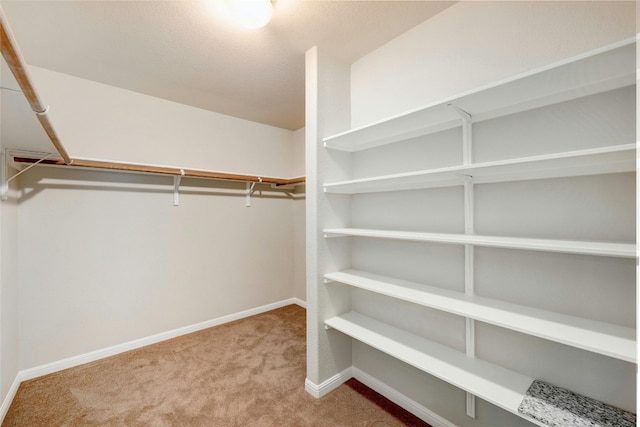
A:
1 150 53 201
448 104 473 165
246 178 261 207
173 169 184 206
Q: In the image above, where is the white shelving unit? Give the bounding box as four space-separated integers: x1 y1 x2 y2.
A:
324 144 636 194
325 270 636 363
313 37 636 426
325 311 542 423
323 228 636 258
323 40 634 152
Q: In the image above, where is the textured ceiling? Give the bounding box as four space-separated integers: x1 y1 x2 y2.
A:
1 0 455 130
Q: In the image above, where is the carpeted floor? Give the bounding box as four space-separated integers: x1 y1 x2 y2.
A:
3 305 430 426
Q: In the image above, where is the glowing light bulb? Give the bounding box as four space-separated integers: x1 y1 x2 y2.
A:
225 0 273 30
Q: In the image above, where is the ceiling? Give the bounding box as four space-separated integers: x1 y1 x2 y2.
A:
1 0 455 131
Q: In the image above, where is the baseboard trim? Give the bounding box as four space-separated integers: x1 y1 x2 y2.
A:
305 367 353 398
292 297 306 308
19 298 303 382
352 367 457 427
0 373 23 423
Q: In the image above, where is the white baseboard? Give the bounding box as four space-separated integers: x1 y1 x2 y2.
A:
0 373 23 423
19 298 304 382
352 367 458 427
305 367 353 398
303 365 456 426
291 297 306 308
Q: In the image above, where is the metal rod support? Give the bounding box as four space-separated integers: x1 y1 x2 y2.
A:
246 181 258 207
173 172 183 206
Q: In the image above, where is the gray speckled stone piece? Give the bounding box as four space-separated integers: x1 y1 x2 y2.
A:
518 380 636 427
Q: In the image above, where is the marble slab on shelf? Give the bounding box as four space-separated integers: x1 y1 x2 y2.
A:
518 380 635 427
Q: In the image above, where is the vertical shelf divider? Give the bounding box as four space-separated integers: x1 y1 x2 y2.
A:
450 104 477 419
464 177 476 419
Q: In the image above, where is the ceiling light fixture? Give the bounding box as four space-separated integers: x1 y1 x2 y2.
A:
225 0 273 30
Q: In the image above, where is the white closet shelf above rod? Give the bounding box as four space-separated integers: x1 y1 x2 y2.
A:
11 155 306 187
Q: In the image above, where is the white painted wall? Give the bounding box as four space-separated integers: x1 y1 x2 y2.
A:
292 128 305 178
0 53 21 412
28 67 294 178
305 47 353 388
7 68 302 371
292 128 306 302
0 178 18 398
0 96 19 416
336 1 636 426
351 1 636 129
17 167 296 370
0 60 51 154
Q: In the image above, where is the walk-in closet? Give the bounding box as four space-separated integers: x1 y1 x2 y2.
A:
0 1 636 426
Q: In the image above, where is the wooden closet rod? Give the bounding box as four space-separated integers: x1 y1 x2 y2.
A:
0 7 72 164
13 156 306 186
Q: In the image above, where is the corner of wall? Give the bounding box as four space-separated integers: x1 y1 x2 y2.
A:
291 127 306 304
0 176 20 421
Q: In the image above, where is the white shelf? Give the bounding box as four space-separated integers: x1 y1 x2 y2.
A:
324 144 636 194
325 311 539 421
325 270 636 363
323 39 635 152
316 35 636 423
323 228 636 258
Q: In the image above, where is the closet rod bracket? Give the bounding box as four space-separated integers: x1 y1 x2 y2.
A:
245 178 262 207
173 169 185 206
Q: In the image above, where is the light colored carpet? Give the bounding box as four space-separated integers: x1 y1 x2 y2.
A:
3 305 430 426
